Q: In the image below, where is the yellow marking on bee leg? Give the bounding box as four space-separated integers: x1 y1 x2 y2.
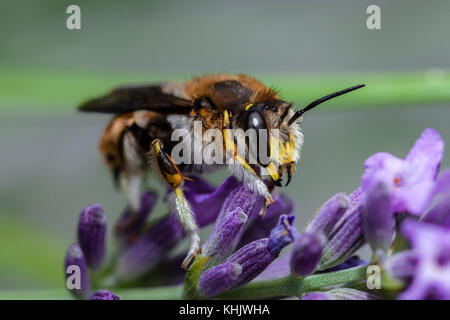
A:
152 139 201 269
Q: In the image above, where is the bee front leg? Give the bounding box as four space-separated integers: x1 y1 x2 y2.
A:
151 139 201 269
222 110 274 215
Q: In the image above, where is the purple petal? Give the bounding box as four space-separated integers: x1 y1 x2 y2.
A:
267 215 298 255
290 232 325 276
198 262 242 297
238 193 294 247
406 128 444 181
435 169 450 195
184 176 241 227
423 196 450 228
362 180 395 252
64 243 91 299
306 192 349 237
77 204 107 269
90 290 121 300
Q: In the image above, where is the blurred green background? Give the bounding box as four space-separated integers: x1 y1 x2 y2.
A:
0 0 449 291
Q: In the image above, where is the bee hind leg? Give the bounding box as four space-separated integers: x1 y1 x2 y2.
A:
151 139 201 270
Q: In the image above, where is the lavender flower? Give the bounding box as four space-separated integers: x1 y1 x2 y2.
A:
77 204 107 269
198 262 242 297
318 188 365 270
197 215 297 297
306 192 349 237
397 220 450 299
362 128 444 216
64 243 91 299
90 290 121 300
290 232 326 277
202 208 248 266
361 180 395 252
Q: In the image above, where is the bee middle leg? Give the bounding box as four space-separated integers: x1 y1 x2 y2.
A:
151 139 201 269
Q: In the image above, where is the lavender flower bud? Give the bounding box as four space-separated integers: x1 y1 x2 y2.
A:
64 243 91 299
290 232 326 277
90 290 121 300
77 204 106 269
306 192 349 237
198 262 242 297
362 180 395 252
202 208 248 266
115 215 184 281
226 215 297 289
218 183 263 221
318 204 365 270
302 288 381 300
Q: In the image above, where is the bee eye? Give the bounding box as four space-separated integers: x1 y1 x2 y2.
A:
247 111 266 131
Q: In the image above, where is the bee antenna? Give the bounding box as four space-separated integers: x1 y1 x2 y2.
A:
288 84 365 126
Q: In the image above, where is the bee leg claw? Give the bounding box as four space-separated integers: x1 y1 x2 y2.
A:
182 234 201 270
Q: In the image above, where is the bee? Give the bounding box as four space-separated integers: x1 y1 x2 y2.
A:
79 74 364 268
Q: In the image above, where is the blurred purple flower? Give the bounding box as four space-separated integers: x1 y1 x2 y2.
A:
435 169 450 195
115 215 184 282
423 196 450 228
90 290 121 300
115 191 158 248
398 219 450 300
77 204 107 269
362 128 444 216
64 243 91 299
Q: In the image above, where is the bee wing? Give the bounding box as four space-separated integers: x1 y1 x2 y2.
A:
78 84 192 114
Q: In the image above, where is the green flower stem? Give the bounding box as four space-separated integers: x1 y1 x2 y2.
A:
218 265 367 299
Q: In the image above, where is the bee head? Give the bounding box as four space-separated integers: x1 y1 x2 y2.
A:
242 84 365 187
